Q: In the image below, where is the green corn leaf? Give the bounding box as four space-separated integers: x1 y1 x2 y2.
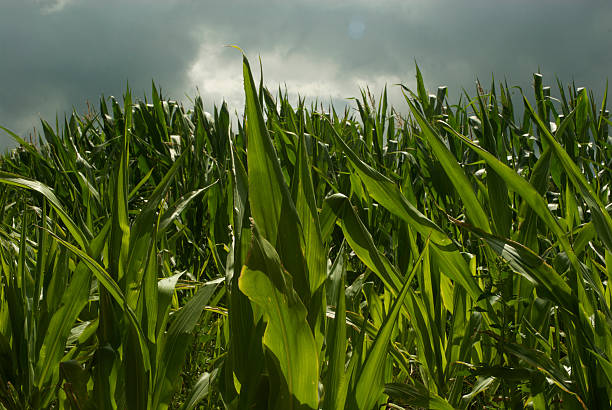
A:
441 123 573 254
384 382 455 410
325 193 402 292
151 277 223 409
0 172 88 249
405 97 491 233
328 124 452 247
293 130 326 294
152 81 169 143
180 368 219 410
155 272 183 339
125 324 149 410
327 124 482 300
46 232 151 373
157 184 216 234
238 223 319 410
0 125 47 159
415 63 430 115
350 238 429 410
450 217 576 312
524 96 612 253
242 54 311 305
461 376 496 401
490 331 587 409
441 121 610 317
292 129 327 350
109 90 131 287
34 223 108 391
126 151 190 283
517 148 552 251
588 349 612 386
225 133 269 408
322 251 347 410
59 360 90 406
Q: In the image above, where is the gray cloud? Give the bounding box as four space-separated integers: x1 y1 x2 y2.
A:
1 0 610 149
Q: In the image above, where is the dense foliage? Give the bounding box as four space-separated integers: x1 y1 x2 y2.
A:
0 56 611 409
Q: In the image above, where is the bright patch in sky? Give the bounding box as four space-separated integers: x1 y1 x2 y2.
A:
348 18 366 39
34 0 74 14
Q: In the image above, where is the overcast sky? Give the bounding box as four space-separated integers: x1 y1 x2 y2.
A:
1 0 611 149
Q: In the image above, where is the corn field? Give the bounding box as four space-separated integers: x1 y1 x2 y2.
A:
0 55 611 409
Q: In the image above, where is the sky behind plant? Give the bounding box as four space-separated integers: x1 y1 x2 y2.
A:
1 0 611 149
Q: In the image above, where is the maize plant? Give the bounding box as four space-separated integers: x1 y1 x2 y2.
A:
0 55 610 409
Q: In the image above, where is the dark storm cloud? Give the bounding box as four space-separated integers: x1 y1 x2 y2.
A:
1 0 611 149
0 0 203 147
